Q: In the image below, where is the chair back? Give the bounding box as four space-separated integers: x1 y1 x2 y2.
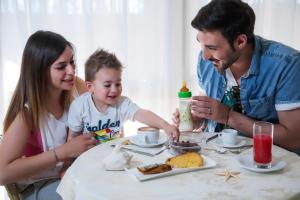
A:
1 135 21 199
5 184 21 200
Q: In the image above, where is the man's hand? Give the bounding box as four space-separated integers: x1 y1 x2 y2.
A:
172 107 206 131
191 96 230 124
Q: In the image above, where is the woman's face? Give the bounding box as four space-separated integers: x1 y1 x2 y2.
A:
49 46 75 92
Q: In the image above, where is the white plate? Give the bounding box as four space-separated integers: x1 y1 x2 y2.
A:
213 136 247 148
129 132 168 148
237 154 286 173
125 155 217 181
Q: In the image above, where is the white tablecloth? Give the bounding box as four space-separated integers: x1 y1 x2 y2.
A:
57 135 300 200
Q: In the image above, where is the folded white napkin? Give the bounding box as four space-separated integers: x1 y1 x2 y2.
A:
102 145 133 171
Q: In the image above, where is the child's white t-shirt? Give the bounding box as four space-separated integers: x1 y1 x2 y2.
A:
68 92 140 143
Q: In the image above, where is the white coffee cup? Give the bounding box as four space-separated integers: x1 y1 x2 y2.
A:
137 127 159 144
218 129 238 146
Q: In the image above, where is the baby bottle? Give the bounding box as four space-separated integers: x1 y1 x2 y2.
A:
178 80 193 132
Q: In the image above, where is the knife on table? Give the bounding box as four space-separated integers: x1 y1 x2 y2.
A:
110 144 155 157
120 146 155 157
205 133 218 143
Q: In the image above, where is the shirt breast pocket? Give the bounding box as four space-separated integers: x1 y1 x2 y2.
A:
247 96 276 120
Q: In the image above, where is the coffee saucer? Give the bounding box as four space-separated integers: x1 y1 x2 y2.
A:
237 154 286 173
129 132 168 148
213 136 246 148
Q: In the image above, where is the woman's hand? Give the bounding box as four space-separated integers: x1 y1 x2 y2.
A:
57 133 97 160
59 158 74 177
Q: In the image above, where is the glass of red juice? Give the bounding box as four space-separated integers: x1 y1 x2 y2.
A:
253 121 273 169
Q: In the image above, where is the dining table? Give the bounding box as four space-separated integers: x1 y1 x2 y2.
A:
57 132 300 200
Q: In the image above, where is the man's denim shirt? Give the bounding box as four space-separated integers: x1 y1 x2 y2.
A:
197 35 300 134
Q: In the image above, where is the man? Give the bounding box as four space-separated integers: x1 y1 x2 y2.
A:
188 0 300 154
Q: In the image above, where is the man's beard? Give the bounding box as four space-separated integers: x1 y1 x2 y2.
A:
217 62 230 74
209 59 232 74
213 47 239 74
213 54 238 74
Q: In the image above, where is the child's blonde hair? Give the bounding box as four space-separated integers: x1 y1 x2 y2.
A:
85 49 123 82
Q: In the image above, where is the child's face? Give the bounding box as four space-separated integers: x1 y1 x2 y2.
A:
87 68 122 107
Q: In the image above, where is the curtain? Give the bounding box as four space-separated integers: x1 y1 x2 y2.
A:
0 0 300 136
0 1 300 197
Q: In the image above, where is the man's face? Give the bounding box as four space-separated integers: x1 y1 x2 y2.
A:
197 31 240 74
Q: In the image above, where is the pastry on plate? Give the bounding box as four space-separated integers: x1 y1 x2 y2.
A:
165 152 204 168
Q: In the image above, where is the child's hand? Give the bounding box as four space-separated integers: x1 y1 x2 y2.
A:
172 108 180 127
163 124 179 141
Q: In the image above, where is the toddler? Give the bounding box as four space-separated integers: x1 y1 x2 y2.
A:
68 49 179 143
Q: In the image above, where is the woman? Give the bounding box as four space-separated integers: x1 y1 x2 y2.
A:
0 31 97 199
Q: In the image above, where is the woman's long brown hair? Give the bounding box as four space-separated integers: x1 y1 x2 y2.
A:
3 31 73 132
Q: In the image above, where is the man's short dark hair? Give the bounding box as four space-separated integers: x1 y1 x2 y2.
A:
191 0 255 48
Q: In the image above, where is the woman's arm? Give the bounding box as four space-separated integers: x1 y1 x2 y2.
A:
0 113 58 184
0 112 97 185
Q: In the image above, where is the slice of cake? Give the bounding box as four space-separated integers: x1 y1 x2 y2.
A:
165 152 204 168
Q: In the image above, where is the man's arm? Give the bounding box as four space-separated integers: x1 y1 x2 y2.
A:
191 95 300 151
274 109 300 150
228 108 300 151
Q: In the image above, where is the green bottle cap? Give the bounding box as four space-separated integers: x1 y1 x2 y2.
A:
178 91 192 98
178 80 192 98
